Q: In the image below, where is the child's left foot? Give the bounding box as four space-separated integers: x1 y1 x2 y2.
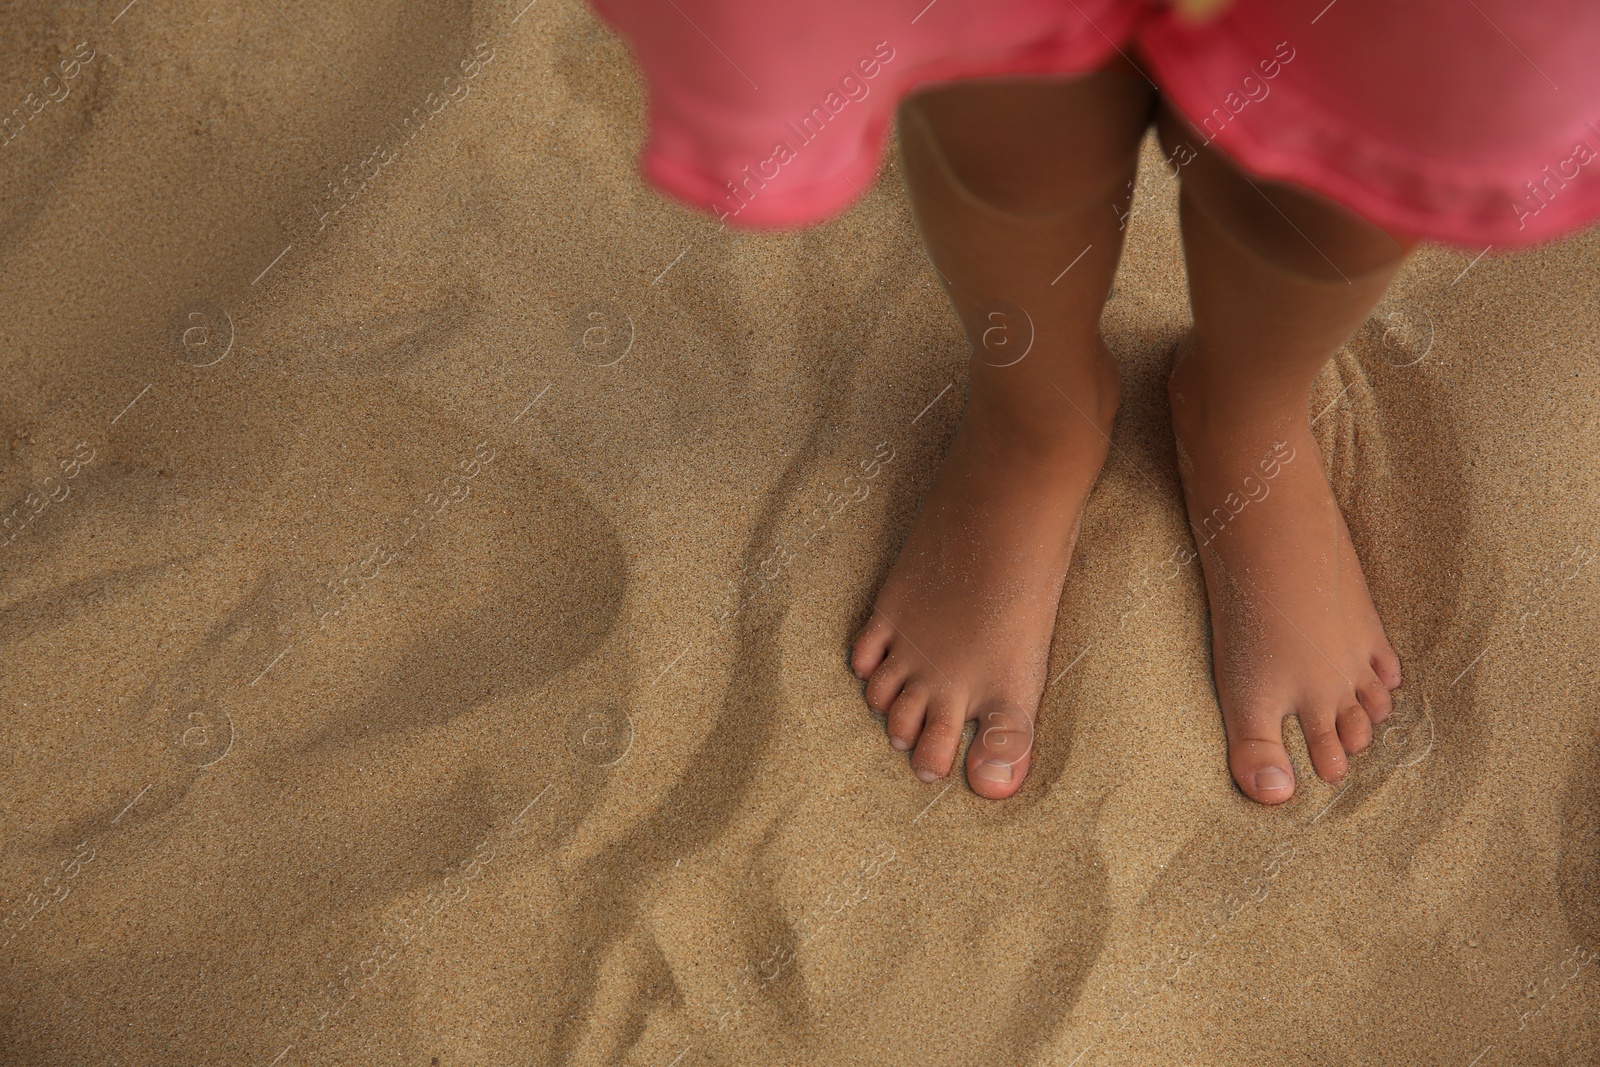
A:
1168 343 1402 804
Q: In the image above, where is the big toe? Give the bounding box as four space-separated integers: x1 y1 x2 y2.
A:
965 703 1035 800
1228 737 1297 805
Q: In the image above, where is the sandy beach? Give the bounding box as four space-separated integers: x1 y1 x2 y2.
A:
1 1 1598 1064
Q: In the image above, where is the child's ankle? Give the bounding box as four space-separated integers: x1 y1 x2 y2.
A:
1167 341 1305 447
965 341 1121 464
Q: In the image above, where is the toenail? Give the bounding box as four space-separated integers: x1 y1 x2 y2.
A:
889 737 910 752
973 761 1013 784
915 768 940 784
1254 766 1293 793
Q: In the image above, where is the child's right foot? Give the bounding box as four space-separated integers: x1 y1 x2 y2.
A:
1168 341 1402 805
850 343 1120 799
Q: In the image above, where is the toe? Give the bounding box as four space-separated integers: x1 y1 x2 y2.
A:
1356 674 1393 725
910 700 966 784
1225 709 1297 805
864 658 909 714
1372 641 1402 690
1300 707 1349 782
1228 740 1297 805
885 687 929 753
851 616 895 679
1335 701 1372 754
965 703 1034 800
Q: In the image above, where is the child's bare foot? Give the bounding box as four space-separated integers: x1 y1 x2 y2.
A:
1168 341 1401 805
851 345 1120 798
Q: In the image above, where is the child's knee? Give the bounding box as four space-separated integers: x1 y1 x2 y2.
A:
901 74 1152 218
1157 103 1409 281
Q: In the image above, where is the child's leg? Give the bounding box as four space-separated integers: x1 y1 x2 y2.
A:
1159 105 1411 805
851 67 1153 798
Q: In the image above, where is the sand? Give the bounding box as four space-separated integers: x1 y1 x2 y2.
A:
2 1 1598 1064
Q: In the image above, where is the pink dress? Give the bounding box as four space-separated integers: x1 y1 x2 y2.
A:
587 0 1600 248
